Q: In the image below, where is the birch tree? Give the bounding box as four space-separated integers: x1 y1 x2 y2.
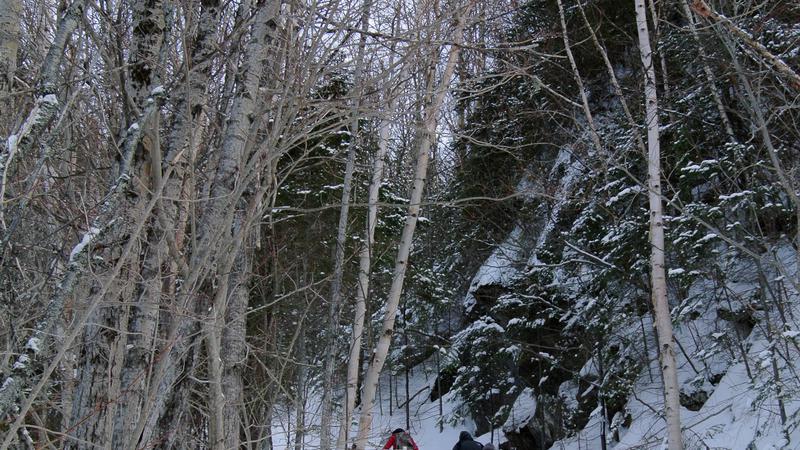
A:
69 0 167 444
353 1 475 448
318 1 372 441
336 53 403 450
195 2 280 447
634 0 683 448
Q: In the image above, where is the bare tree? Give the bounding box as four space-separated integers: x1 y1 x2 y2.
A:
319 1 372 442
336 57 404 450
634 0 683 448
353 1 475 448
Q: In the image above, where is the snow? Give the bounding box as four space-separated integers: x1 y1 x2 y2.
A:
69 227 101 263
464 226 526 312
719 190 754 201
41 94 58 105
25 337 41 354
551 243 800 450
5 134 17 156
606 186 644 206
502 387 537 433
12 355 29 370
269 358 486 450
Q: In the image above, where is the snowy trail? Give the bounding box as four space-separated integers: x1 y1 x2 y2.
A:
271 360 488 450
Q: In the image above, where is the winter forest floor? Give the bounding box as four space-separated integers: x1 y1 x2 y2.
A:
271 360 482 450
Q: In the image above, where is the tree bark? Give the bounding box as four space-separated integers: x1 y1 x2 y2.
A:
70 0 167 445
221 227 252 449
294 324 307 450
124 1 222 446
197 2 279 448
634 1 683 448
0 0 20 96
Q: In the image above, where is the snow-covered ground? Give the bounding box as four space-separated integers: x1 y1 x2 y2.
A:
268 237 800 450
270 359 494 450
552 246 800 450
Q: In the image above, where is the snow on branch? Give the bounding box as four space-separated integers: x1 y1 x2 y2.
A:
691 0 800 91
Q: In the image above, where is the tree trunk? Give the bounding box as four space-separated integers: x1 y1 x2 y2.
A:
126 2 221 443
319 71 360 450
72 0 167 445
634 1 683 448
295 322 308 450
0 0 84 226
320 1 372 445
199 3 279 447
220 228 252 449
0 0 20 96
353 3 474 449
336 61 398 450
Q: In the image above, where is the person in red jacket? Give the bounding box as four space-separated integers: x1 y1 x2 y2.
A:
383 428 419 450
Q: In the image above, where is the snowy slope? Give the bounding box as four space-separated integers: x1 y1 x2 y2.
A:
551 246 800 450
269 359 492 450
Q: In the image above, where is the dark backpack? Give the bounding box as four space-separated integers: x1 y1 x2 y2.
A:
394 431 413 449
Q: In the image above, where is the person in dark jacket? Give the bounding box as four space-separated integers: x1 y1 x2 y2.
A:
453 431 483 450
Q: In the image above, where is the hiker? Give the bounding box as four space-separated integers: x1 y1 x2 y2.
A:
382 428 419 450
452 431 483 450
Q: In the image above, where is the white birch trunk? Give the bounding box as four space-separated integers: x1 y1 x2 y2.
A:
634 1 683 448
199 2 279 447
353 3 474 449
74 0 167 444
222 232 252 449
319 1 372 444
336 74 396 450
0 0 20 95
122 1 221 446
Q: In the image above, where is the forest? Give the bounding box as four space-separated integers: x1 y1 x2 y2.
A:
0 0 799 448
